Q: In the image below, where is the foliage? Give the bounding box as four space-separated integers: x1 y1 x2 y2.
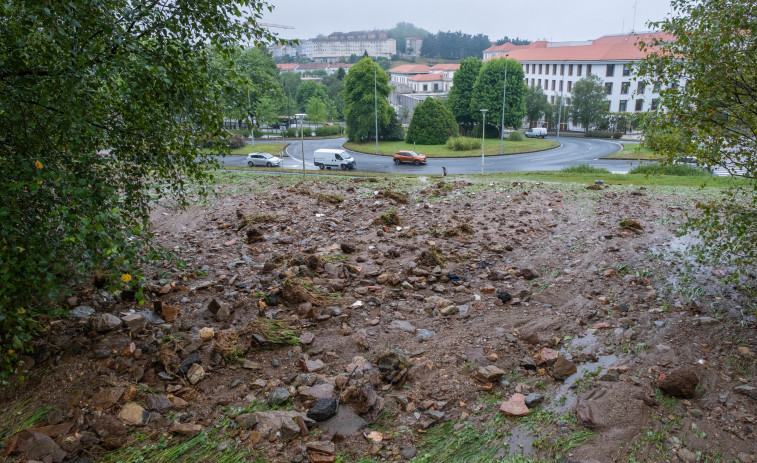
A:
569 75 608 130
413 421 508 463
420 31 492 59
446 137 482 151
508 131 525 141
584 130 613 138
305 97 329 124
343 58 403 142
526 86 550 123
494 36 532 46
471 123 504 139
447 57 484 133
471 58 527 130
406 98 459 144
295 81 329 113
387 22 431 53
628 164 712 177
561 165 611 174
637 0 756 275
0 0 283 379
314 125 343 137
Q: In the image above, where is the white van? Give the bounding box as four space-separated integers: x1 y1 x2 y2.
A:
313 149 356 171
524 127 548 138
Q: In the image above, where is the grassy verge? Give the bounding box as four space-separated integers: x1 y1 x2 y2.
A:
604 143 662 160
203 142 288 157
344 138 558 158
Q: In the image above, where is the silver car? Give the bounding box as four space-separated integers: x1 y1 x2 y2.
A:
246 152 282 167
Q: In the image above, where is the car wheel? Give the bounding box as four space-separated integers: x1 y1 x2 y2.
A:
266 162 272 167
318 163 325 170
247 161 254 167
341 164 348 171
394 158 401 165
414 160 420 166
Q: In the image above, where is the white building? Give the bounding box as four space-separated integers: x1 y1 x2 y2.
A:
301 31 396 62
387 64 431 85
405 37 424 56
486 33 673 130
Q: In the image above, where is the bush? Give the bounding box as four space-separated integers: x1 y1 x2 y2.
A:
446 137 481 151
284 128 297 138
231 128 250 137
612 132 623 139
561 164 612 174
314 125 342 137
470 123 501 139
628 163 712 177
584 130 613 138
229 133 246 149
508 131 524 142
405 97 458 145
253 128 264 139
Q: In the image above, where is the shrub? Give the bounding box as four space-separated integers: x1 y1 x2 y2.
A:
231 128 250 137
508 131 524 142
446 137 481 151
612 132 623 139
470 123 501 139
252 128 264 139
628 163 712 177
561 164 612 174
229 133 246 149
405 97 458 145
284 128 297 138
584 130 613 138
314 125 342 137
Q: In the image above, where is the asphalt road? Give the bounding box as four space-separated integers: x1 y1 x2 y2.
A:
222 136 640 174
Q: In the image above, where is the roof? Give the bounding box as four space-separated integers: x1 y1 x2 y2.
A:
297 63 330 70
409 74 443 82
484 41 547 54
592 32 675 45
430 63 460 71
388 64 431 74
276 63 299 71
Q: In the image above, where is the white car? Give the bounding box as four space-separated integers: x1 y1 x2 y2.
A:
246 152 282 167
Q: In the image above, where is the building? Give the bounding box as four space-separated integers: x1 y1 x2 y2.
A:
301 31 396 62
275 63 353 76
486 32 674 130
483 41 547 60
387 64 431 85
405 37 424 56
408 73 450 93
429 63 460 81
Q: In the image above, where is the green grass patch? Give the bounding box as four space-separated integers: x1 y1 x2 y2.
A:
412 421 507 463
247 318 300 346
203 142 288 156
560 164 611 175
344 138 558 158
604 143 662 160
0 399 56 443
628 163 712 177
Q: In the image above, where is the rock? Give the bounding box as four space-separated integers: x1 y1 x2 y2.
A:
415 329 435 342
199 327 214 340
179 351 200 375
91 387 125 410
388 320 416 333
340 243 356 254
659 368 699 399
145 394 173 412
303 359 325 372
300 332 315 345
292 373 318 388
497 291 512 304
254 411 308 441
161 305 180 322
307 398 338 422
92 414 126 448
5 430 67 462
439 304 458 316
457 304 470 319
215 303 232 322
678 448 698 462
300 383 334 401
92 313 122 332
186 363 205 385
518 268 539 280
424 296 456 316
473 365 506 383
170 423 203 437
535 348 559 365
499 393 530 417
70 305 95 319
235 413 259 429
267 387 291 406
121 314 146 332
306 440 336 455
525 393 544 406
552 358 577 379
400 446 418 460
695 316 720 326
242 359 261 370
117 403 148 426
520 356 537 370
733 385 757 400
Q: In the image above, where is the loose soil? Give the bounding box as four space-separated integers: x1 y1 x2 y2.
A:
1 174 755 463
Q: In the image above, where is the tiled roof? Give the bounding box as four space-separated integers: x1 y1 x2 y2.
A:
297 63 330 70
430 63 460 71
276 63 299 71
484 41 547 53
388 64 431 74
409 74 443 82
489 42 651 62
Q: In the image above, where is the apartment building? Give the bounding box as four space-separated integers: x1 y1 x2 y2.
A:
301 31 396 62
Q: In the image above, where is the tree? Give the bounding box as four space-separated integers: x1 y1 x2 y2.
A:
405 97 459 144
569 75 608 131
306 97 329 124
525 85 550 125
494 36 532 46
295 81 329 113
387 22 430 53
343 57 403 142
470 58 527 131
447 57 483 133
636 0 757 276
0 0 284 378
336 67 347 80
421 31 492 59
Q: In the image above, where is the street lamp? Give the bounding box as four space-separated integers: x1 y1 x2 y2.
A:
557 60 566 139
295 113 306 176
500 53 509 154
480 109 488 175
374 62 379 155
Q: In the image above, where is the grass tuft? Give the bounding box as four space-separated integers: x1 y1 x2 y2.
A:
560 164 611 174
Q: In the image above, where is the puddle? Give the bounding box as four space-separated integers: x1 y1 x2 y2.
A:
503 425 534 457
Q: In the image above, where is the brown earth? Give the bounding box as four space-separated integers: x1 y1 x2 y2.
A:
1 175 755 463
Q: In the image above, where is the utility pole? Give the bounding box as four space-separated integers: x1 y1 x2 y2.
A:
500 54 509 154
480 109 488 175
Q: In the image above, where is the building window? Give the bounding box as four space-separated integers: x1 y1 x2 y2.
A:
635 100 644 112
653 82 661 93
545 65 549 75
434 83 439 90
566 98 571 105
577 64 582 76
423 84 427 91
525 64 529 73
561 64 565 75
569 64 573 76
539 64 543 74
567 81 572 93
651 98 659 110
550 95 555 103
544 80 548 90
525 77 529 85
559 80 563 91
531 78 535 87
637 82 646 94
605 82 613 94
621 82 630 94
538 79 541 87
552 80 556 90
553 64 557 74
623 63 632 76
619 100 628 112
587 64 592 75
606 64 615 77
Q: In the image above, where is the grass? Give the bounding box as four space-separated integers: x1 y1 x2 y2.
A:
628 163 712 177
0 399 56 443
344 138 558 158
412 420 508 463
247 319 300 346
560 164 611 174
202 142 288 156
604 143 662 160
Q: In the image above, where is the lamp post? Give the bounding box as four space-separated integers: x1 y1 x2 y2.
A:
295 113 306 176
374 62 379 155
480 109 488 175
557 60 566 139
500 54 509 154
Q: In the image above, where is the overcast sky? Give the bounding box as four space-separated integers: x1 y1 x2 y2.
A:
261 0 674 43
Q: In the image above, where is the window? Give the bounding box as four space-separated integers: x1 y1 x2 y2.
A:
567 81 572 93
653 82 661 93
544 80 548 90
587 64 592 75
539 64 543 74
335 154 343 160
637 82 646 94
538 79 541 87
525 77 529 85
635 99 644 112
621 82 630 94
553 64 557 74
423 84 427 91
623 63 632 76
561 64 565 75
605 82 613 95
569 64 573 76
559 80 563 91
651 98 659 110
550 95 555 103
619 100 628 112
552 80 556 90
434 83 439 90
525 64 530 73
577 64 582 76
606 64 615 76
531 78 535 87
545 65 549 75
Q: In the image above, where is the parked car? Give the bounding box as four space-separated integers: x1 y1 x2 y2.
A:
393 150 427 165
524 128 548 138
247 152 282 167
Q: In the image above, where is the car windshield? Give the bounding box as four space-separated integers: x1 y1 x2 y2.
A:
262 153 273 158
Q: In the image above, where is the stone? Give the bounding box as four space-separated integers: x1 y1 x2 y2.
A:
300 383 334 401
388 320 416 333
161 305 180 322
415 329 435 342
552 358 577 380
497 291 512 304
733 385 757 400
524 393 544 406
266 387 291 406
499 393 530 417
678 448 697 462
300 332 315 345
307 398 338 422
145 394 173 412
92 313 122 332
242 359 261 370
199 327 214 341
473 365 506 383
215 303 232 322
91 387 124 410
311 455 337 463
70 305 95 319
117 403 148 426
121 314 146 332
457 304 470 319
303 359 325 372
306 440 336 455
253 411 308 441
92 414 126 448
340 243 356 254
235 413 259 429
170 423 203 437
535 348 559 365
186 363 205 385
400 446 418 460
659 368 699 399
696 316 720 326
179 351 200 375
5 430 67 462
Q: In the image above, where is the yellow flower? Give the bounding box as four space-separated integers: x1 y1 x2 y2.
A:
8 350 14 355
35 160 43 169
37 180 43 185
121 273 132 283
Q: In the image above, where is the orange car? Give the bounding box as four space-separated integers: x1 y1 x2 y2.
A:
393 150 427 165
